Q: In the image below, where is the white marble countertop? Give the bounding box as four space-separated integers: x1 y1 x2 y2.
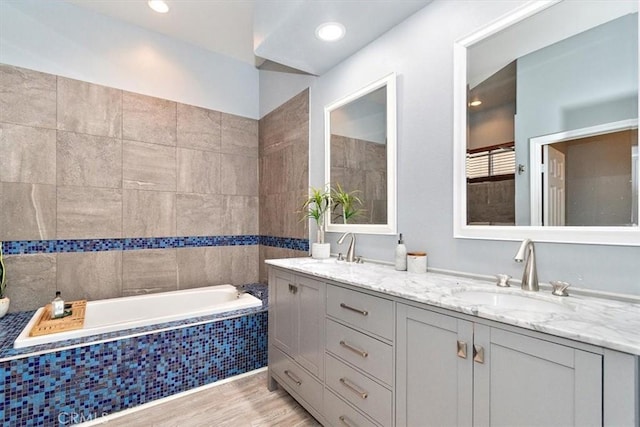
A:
266 257 640 356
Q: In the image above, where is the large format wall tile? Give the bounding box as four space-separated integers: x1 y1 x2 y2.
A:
221 112 258 157
223 195 258 235
57 77 122 138
0 182 56 240
177 103 221 152
176 246 224 289
123 92 176 146
0 123 56 185
122 249 177 295
57 186 122 239
177 148 220 195
0 64 56 129
57 251 122 301
176 193 224 236
123 140 176 191
57 131 122 189
4 254 56 313
123 190 176 237
225 245 259 285
221 154 258 196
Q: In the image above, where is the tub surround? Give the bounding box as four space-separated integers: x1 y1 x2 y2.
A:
266 257 640 355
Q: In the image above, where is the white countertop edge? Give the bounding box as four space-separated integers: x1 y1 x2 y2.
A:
266 257 640 356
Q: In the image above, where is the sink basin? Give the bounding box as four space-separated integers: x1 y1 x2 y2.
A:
454 291 573 314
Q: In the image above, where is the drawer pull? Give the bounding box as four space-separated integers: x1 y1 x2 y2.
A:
339 415 357 427
339 377 368 399
288 283 298 294
284 369 302 386
456 340 467 359
340 340 368 358
473 344 485 364
339 303 368 316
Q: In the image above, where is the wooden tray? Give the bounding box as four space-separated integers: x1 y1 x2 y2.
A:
29 300 87 337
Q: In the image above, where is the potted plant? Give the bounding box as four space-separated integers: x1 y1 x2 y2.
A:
0 243 8 318
301 186 331 259
331 183 364 224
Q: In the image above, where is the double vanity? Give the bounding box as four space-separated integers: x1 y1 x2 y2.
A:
266 257 640 426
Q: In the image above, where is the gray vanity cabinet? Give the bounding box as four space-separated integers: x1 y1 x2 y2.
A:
268 268 326 418
397 303 603 427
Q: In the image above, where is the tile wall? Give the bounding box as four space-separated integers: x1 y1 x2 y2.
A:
258 89 310 282
0 64 261 312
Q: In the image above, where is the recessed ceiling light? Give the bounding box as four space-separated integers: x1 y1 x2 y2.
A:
148 0 169 13
316 22 346 42
469 100 482 107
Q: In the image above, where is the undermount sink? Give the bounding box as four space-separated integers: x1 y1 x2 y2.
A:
454 291 574 314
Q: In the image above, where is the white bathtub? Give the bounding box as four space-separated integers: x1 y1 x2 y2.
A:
14 285 262 349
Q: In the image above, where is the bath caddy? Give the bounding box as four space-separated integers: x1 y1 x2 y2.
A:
29 300 87 337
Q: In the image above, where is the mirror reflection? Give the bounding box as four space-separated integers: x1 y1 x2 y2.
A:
330 86 387 225
466 2 639 227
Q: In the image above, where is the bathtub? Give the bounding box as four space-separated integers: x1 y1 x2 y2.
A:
13 285 262 348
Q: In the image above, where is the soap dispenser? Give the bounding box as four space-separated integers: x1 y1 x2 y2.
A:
395 233 407 271
52 291 64 319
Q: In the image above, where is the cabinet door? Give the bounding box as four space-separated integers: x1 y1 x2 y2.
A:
396 304 474 427
473 325 602 427
270 268 296 355
295 275 325 378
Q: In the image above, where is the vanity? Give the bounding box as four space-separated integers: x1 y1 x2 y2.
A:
266 258 640 427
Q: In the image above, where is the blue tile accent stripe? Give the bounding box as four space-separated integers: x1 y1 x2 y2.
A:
1 235 308 255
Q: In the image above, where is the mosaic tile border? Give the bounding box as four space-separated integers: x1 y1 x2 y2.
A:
2 235 309 255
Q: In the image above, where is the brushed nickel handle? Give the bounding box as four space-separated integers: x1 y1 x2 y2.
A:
340 340 368 358
457 340 467 359
339 303 368 316
339 377 368 399
288 283 297 294
339 415 357 427
284 369 301 386
473 344 485 364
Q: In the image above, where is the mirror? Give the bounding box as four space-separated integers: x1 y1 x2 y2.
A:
453 0 640 245
325 73 397 234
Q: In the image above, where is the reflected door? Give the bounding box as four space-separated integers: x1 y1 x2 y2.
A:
543 145 566 226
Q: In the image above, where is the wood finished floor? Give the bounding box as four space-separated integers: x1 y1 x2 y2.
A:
100 370 321 427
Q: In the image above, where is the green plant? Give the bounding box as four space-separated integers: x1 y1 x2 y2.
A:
331 183 363 224
300 186 331 243
0 243 6 299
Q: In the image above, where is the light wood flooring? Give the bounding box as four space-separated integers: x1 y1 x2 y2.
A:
99 370 321 427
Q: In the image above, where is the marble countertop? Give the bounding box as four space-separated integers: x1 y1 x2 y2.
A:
266 257 640 356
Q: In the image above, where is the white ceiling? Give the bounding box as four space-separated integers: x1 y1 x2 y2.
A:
67 0 431 75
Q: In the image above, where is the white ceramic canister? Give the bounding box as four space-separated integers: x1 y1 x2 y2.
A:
407 252 427 273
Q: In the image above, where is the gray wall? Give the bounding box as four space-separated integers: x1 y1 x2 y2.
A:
286 0 640 295
515 13 638 224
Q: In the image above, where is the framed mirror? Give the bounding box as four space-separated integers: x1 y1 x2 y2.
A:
325 73 397 234
453 0 640 245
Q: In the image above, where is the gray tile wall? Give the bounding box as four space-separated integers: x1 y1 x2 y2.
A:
0 63 260 312
258 89 310 282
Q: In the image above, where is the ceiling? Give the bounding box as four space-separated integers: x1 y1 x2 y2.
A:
67 0 431 75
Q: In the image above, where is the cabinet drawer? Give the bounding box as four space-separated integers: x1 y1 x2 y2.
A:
325 354 392 427
271 346 323 413
324 389 379 427
326 319 393 386
327 285 394 340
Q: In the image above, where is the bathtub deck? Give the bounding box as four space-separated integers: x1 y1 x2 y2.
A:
101 370 320 427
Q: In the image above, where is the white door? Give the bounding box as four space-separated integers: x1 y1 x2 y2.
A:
543 144 566 226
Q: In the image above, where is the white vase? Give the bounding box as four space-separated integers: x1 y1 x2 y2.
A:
312 243 331 259
0 297 9 319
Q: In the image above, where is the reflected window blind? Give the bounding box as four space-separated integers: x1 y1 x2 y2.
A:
467 145 515 179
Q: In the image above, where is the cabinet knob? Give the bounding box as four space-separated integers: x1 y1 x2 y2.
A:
473 344 485 364
288 283 298 294
457 340 468 359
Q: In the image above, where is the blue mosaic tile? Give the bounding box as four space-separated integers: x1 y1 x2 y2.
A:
0 284 269 427
259 235 309 252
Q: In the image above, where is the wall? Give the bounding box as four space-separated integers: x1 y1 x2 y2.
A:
0 1 259 119
0 64 259 312
258 90 310 283
298 0 640 295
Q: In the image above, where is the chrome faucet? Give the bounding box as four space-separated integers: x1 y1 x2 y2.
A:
337 232 356 262
514 239 539 292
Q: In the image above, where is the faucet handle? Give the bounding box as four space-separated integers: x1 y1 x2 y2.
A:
550 281 570 297
496 274 511 288
355 256 364 264
337 253 345 262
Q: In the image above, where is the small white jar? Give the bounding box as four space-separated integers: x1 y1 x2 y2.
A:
407 252 427 273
